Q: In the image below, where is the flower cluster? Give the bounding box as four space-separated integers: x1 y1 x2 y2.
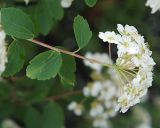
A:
68 53 119 128
61 0 74 8
0 15 7 77
99 24 155 113
68 101 84 116
145 0 160 14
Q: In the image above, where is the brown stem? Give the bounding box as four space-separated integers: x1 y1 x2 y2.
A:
45 90 82 101
28 39 112 67
109 43 112 64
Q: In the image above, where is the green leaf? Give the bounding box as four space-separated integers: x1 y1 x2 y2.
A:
3 40 25 77
74 15 92 49
25 107 41 128
34 2 56 35
0 82 12 99
1 7 35 39
47 0 64 20
59 54 76 87
26 50 62 80
40 0 64 20
41 102 64 128
85 0 97 7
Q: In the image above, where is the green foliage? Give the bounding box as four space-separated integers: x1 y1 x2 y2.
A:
0 0 159 128
1 7 35 39
34 0 62 35
26 50 62 80
85 0 98 7
25 107 41 128
3 40 26 77
25 102 64 128
74 15 92 49
59 54 76 87
42 102 64 128
0 82 11 99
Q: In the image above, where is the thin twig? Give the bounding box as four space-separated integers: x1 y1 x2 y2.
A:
45 90 82 101
28 39 112 67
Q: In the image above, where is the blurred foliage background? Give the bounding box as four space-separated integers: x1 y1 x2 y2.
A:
0 0 160 128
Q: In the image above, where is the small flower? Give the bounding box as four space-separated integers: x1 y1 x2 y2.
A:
0 14 8 77
24 0 30 5
146 0 160 14
83 81 102 97
89 101 104 117
84 52 112 73
68 101 83 116
2 119 21 128
98 31 121 44
61 0 74 8
93 113 111 128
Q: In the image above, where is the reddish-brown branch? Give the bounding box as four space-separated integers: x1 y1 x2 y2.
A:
28 39 112 67
45 90 82 101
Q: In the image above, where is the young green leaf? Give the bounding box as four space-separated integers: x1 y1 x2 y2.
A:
41 102 64 128
59 54 76 87
74 15 92 49
25 107 41 128
85 0 97 7
26 50 62 80
3 40 25 77
1 7 35 39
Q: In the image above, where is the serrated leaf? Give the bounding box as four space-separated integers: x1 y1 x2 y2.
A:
25 107 41 128
41 102 64 128
85 0 97 7
26 50 62 80
3 40 25 77
74 15 92 49
1 7 35 39
59 54 76 87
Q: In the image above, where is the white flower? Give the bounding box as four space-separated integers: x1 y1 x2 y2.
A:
117 24 138 35
68 101 83 116
93 114 111 128
98 31 121 44
83 81 102 97
24 0 30 5
0 14 7 77
84 52 112 73
146 0 160 13
99 24 155 113
61 0 74 8
90 102 104 117
2 119 21 128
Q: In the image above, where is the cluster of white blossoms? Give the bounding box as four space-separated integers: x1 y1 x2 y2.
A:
99 24 155 113
68 53 119 128
2 119 21 128
61 0 74 8
0 14 7 77
145 0 160 14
